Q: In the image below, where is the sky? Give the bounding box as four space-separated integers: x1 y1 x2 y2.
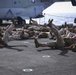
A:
43 1 76 14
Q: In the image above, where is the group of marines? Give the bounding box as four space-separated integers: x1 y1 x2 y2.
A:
0 19 76 52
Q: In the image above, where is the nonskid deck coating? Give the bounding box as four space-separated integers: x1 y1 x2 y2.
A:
0 39 76 75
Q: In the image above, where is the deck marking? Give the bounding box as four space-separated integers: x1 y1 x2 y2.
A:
23 69 33 72
42 55 50 58
23 41 30 43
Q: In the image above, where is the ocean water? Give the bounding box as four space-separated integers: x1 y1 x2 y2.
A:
32 13 76 26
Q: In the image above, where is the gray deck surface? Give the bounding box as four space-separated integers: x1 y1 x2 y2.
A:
0 38 76 75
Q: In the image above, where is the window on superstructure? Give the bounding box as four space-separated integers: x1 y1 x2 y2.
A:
40 0 50 2
14 1 17 4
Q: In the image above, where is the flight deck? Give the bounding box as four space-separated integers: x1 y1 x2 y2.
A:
0 38 76 75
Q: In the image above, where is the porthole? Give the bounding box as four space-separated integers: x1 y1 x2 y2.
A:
14 1 17 4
